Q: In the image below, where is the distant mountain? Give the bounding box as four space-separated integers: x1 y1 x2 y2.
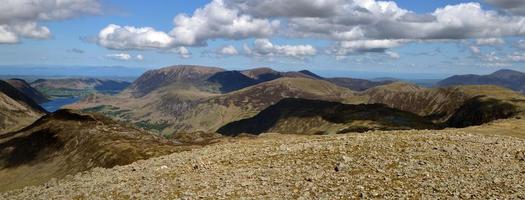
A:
0 80 46 133
68 68 356 135
326 78 394 91
241 67 282 82
437 69 525 93
241 67 392 91
217 98 437 136
0 109 187 192
31 78 131 97
125 65 224 97
5 79 49 103
68 65 525 135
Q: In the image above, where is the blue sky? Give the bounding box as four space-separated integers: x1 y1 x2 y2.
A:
1 0 525 78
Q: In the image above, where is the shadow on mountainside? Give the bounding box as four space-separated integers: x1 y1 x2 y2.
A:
217 97 521 136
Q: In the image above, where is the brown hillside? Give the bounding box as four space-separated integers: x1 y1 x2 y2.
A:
0 109 195 192
0 80 46 133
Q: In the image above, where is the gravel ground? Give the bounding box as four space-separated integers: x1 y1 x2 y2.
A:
2 130 525 199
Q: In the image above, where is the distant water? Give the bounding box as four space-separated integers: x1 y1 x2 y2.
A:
40 97 81 112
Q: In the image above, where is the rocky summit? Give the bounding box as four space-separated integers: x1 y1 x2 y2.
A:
2 129 524 199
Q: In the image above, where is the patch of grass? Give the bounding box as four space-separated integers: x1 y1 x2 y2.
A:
36 87 122 98
36 88 94 98
135 120 171 133
82 105 132 119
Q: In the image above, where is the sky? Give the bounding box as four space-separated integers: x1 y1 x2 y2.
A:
1 0 525 78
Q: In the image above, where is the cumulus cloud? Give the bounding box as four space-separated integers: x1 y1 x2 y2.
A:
244 39 316 58
286 2 525 41
97 24 175 50
485 0 525 15
169 0 279 46
93 0 525 60
106 53 144 61
0 0 101 44
96 0 279 50
219 45 239 56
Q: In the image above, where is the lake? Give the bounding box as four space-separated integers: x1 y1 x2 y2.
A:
40 97 82 112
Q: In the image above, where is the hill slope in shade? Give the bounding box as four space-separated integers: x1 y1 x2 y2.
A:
217 98 437 136
0 80 46 133
437 69 525 93
0 109 198 192
359 82 525 125
5 79 49 103
3 129 525 199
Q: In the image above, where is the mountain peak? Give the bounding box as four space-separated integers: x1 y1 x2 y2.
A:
298 70 324 79
490 69 525 78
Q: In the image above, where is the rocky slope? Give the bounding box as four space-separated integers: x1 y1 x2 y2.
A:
0 109 200 192
218 98 437 136
5 79 49 104
437 69 525 93
0 80 46 133
2 129 525 199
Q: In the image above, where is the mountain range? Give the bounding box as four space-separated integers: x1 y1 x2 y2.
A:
68 65 525 137
437 69 525 93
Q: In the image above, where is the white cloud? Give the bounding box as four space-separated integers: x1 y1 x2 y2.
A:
476 38 505 45
219 45 239 55
244 39 316 58
0 26 18 43
169 47 191 58
97 24 174 50
169 0 279 46
385 51 400 59
469 45 481 54
0 0 101 44
106 53 144 61
92 0 525 59
96 0 279 50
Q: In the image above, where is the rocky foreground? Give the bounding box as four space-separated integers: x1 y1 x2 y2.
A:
2 130 525 199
